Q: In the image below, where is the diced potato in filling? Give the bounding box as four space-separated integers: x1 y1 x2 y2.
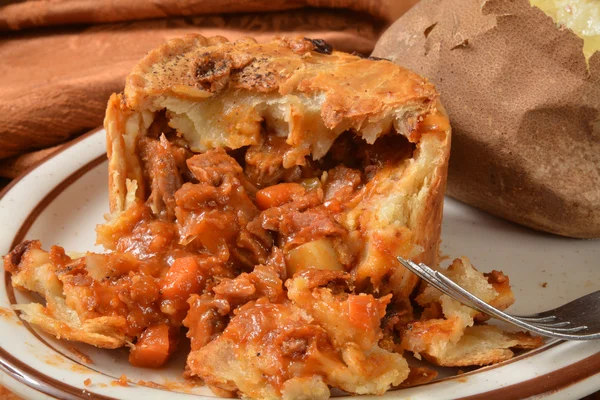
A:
285 238 343 275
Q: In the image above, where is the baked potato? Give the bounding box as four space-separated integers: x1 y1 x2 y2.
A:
374 0 600 238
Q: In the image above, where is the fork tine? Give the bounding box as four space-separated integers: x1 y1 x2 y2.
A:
528 321 571 328
532 325 588 333
398 258 478 310
398 259 463 302
414 260 500 316
417 262 491 308
398 259 480 311
397 258 431 283
417 264 485 311
398 258 442 289
513 315 557 323
424 271 486 310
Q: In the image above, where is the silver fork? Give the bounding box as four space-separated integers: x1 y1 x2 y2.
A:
397 257 600 341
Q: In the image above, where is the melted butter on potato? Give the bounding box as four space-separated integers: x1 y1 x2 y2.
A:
531 0 600 60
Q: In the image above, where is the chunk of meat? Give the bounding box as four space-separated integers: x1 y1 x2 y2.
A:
139 136 183 220
252 187 323 229
212 250 286 308
245 135 291 188
244 134 324 188
252 186 348 251
323 166 363 207
183 294 231 352
186 147 243 186
175 149 273 267
183 248 287 355
116 215 179 262
276 207 348 250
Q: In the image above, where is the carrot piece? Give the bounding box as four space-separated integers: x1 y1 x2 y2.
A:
129 324 175 368
347 295 381 331
255 183 305 210
160 257 201 300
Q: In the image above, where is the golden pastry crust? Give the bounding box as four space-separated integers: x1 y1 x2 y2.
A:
124 36 438 135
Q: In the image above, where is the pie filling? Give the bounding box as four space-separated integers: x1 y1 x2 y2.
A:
99 123 415 331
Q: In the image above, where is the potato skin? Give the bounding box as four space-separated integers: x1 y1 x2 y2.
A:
373 0 600 238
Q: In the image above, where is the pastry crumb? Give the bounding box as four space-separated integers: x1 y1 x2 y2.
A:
137 380 170 390
68 346 93 364
112 375 129 387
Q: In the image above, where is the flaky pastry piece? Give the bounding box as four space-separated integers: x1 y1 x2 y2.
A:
4 241 129 348
401 258 543 366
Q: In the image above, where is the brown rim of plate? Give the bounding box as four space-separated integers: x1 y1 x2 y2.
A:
0 127 598 399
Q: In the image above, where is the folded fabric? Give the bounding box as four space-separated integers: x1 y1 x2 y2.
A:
0 0 417 30
0 7 394 177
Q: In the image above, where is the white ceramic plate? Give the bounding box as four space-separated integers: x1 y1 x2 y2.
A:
0 129 598 400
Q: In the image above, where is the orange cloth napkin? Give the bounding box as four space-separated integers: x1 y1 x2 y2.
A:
0 0 418 180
